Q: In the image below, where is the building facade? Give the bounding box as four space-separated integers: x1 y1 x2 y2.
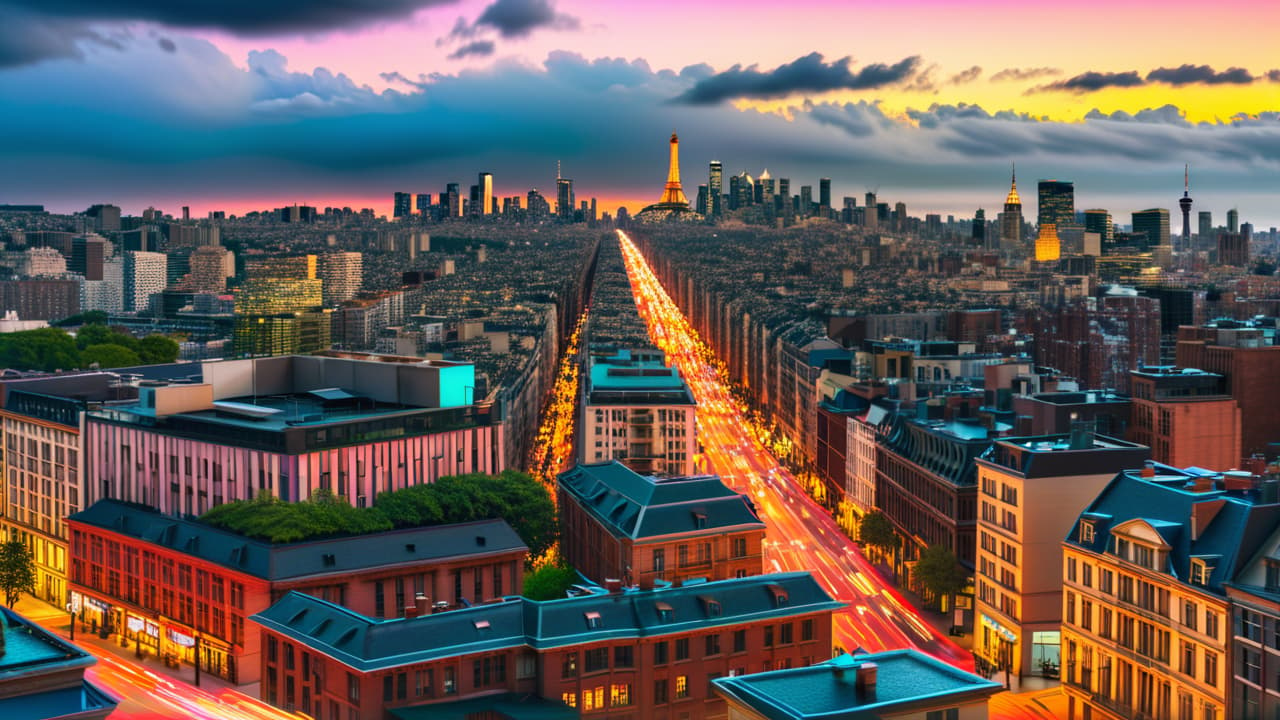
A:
1128 367 1241 471
1061 465 1280 720
972 430 1149 679
558 461 766 587
67 499 526 685
580 349 697 478
1176 322 1280 458
252 572 839 720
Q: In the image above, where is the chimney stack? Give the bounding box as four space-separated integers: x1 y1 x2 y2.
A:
604 579 623 594
415 593 429 616
1140 461 1156 478
855 662 878 702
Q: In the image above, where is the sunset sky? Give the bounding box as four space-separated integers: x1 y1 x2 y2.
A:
1 0 1278 224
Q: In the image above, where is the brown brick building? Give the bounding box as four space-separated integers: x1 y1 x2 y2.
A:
558 461 766 586
66 500 527 685
1128 367 1241 469
251 572 839 720
1176 322 1280 458
1026 291 1160 394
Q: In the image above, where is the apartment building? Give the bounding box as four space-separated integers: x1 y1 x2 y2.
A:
580 349 696 477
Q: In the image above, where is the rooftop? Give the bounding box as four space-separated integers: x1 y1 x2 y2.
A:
712 650 1002 719
558 461 764 540
0 607 118 720
586 349 694 405
980 432 1151 479
68 499 526 582
252 572 841 673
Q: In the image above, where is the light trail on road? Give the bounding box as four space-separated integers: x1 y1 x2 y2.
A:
617 230 1060 720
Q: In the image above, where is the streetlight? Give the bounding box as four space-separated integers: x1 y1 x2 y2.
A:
66 602 74 641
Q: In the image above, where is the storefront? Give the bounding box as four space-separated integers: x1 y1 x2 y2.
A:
70 591 113 636
979 613 1018 677
163 626 235 683
126 614 161 656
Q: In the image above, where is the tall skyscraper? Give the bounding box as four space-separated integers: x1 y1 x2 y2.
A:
445 183 461 217
556 165 574 220
1178 165 1192 252
758 169 774 212
777 178 790 217
1000 165 1022 249
972 208 986 245
799 186 813 216
1037 180 1074 229
708 161 723 218
819 178 831 210
123 250 167 313
1132 208 1171 251
1035 223 1061 262
319 251 363 306
1198 211 1213 241
393 192 411 219
416 193 431 215
695 185 708 215
896 202 908 233
1083 209 1113 243
863 191 878 231
1228 208 1239 233
478 172 493 216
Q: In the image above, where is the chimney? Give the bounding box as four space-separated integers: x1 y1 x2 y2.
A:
1140 461 1156 478
1187 475 1216 493
415 593 429 616
1068 416 1095 450
855 661 878 702
604 578 623 594
404 604 419 619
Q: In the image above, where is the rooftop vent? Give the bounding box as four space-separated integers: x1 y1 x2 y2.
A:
405 543 416 553
322 553 336 567
475 536 486 547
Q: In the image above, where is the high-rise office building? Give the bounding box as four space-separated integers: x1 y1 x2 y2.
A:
415 193 430 214
1198 211 1213 241
1083 209 1113 243
1132 208 1171 251
70 235 107 281
973 208 986 245
800 185 813 216
555 162 574 220
776 178 790 216
708 160 723 218
1001 167 1022 249
123 250 167 313
1228 208 1239 233
1178 165 1193 252
1035 223 1061 262
898 202 910 233
478 172 493 216
1037 180 1074 229
695 184 708 215
864 191 878 231
819 177 831 210
318 251 363 305
758 169 774 212
392 192 411 219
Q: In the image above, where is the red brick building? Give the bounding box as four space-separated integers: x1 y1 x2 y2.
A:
1176 321 1280 457
251 572 839 720
1127 367 1241 469
66 500 527 684
1026 291 1161 394
558 461 766 587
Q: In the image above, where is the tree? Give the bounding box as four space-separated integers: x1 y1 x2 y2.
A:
81 343 141 369
523 563 580 601
858 511 899 555
0 327 81 372
138 334 180 364
0 540 36 607
913 544 967 609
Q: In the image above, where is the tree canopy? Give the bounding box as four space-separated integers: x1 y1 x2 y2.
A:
0 540 36 607
0 323 179 372
913 544 968 606
523 563 580 601
858 510 900 553
199 470 557 561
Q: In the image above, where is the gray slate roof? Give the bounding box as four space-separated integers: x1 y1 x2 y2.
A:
1065 464 1280 596
252 572 841 672
558 461 764 540
68 499 527 582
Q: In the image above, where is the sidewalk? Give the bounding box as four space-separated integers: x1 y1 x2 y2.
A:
12 594 259 698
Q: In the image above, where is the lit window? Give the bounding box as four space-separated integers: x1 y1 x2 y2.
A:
675 675 689 699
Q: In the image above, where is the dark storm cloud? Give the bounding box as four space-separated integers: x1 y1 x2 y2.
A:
474 0 579 38
447 40 495 60
0 6 123 67
1032 70 1145 93
1146 64 1254 85
0 0 458 35
948 65 981 84
1268 70 1280 82
990 67 1061 82
673 53 921 104
156 36 175 52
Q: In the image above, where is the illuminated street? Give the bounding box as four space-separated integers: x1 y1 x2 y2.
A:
528 309 589 502
618 230 1064 720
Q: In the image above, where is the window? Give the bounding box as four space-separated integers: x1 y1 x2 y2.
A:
653 642 668 665
1099 569 1113 595
675 638 689 661
1079 522 1095 544
1203 651 1218 687
1081 563 1093 588
1205 610 1219 640
734 629 747 652
801 619 814 641
653 548 665 573
1242 647 1262 684
383 676 393 702
1184 601 1199 631
347 672 359 703
610 684 632 707
562 652 578 678
443 667 456 695
614 646 633 668
764 626 774 647
584 611 603 630
1181 642 1196 676
705 634 721 657
1067 557 1077 582
1241 609 1263 642
780 623 794 644
585 648 609 673
675 675 689 699
731 537 748 558
654 679 668 705
561 692 577 708
1266 559 1280 593
582 687 604 711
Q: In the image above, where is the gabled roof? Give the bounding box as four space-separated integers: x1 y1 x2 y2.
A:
252 572 841 673
68 499 526 582
1065 464 1280 596
557 461 764 540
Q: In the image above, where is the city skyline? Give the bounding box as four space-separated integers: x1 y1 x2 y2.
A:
0 0 1278 224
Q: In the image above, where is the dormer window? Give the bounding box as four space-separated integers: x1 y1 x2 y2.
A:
655 602 674 623
474 620 491 630
1265 559 1280 593
1189 560 1207 586
584 611 603 630
1079 522 1095 544
693 512 707 530
766 583 788 608
700 596 721 618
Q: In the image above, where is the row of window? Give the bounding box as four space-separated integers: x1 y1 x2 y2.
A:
561 622 816 678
